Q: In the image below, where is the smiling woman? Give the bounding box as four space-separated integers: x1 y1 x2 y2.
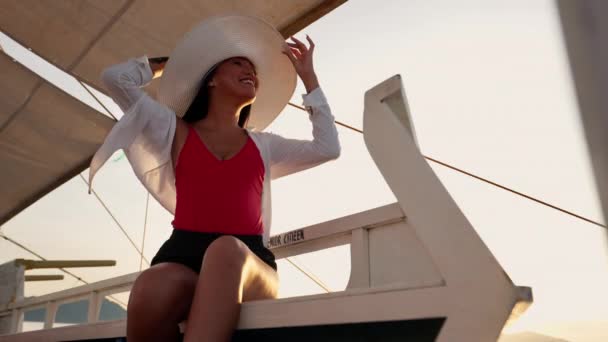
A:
178 57 257 127
88 14 341 342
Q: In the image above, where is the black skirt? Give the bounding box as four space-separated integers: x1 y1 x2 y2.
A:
151 229 277 274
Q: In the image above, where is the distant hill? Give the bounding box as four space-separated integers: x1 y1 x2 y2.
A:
23 299 126 323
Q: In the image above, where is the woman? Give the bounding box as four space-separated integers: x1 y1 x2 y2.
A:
90 15 340 342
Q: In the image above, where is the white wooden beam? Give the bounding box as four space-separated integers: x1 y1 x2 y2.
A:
557 0 608 223
363 75 528 341
346 228 370 289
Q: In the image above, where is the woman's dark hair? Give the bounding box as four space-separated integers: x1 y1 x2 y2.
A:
182 66 252 127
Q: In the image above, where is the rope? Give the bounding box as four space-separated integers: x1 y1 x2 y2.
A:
78 175 151 265
285 257 331 292
423 156 606 229
77 80 117 121
140 193 150 271
285 102 606 230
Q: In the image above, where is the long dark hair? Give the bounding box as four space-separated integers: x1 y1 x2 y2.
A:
182 65 252 127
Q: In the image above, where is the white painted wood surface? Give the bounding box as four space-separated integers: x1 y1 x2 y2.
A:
557 0 608 224
0 262 24 335
363 75 529 341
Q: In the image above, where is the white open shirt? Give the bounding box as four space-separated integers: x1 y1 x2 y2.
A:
88 56 341 245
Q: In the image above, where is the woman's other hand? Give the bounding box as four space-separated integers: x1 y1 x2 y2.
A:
282 35 319 93
148 57 168 79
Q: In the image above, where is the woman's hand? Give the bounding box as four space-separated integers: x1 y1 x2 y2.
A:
282 35 319 93
148 57 168 79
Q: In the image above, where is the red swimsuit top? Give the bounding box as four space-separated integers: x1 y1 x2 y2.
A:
171 126 265 235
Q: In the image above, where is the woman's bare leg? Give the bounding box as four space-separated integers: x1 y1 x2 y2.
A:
127 263 198 342
183 236 279 342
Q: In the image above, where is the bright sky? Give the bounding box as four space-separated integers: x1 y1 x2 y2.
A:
1 0 607 340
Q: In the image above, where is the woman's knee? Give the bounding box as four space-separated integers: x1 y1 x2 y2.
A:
203 236 249 271
129 263 197 318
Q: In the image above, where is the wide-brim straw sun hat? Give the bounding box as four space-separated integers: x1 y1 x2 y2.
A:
158 14 297 131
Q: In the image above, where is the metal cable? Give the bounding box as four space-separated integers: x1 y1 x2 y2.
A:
288 102 364 133
286 102 606 229
285 257 331 293
77 80 117 121
78 175 151 266
423 156 606 229
140 193 150 272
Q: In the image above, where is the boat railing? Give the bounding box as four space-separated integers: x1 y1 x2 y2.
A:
0 202 415 340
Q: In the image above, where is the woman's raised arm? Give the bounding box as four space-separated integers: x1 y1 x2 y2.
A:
100 56 165 113
267 35 341 179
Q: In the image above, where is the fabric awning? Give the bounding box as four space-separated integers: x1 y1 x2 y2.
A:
0 0 346 225
0 53 116 225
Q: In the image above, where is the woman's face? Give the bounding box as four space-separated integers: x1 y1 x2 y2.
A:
210 57 258 104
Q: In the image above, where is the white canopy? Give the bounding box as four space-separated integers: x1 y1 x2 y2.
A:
0 0 346 225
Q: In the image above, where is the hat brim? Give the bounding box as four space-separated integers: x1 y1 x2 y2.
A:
158 14 296 131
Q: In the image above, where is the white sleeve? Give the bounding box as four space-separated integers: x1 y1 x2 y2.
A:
100 55 154 113
89 56 176 193
98 55 176 152
266 87 341 180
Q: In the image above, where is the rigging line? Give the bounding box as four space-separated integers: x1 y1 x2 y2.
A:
287 103 606 229
140 193 150 272
287 102 364 133
78 175 151 266
285 257 331 293
0 234 89 293
0 233 45 260
0 233 128 308
77 79 117 121
423 156 606 229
